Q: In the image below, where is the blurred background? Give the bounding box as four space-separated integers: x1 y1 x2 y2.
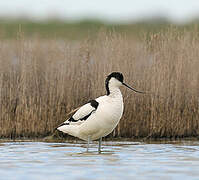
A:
1 0 199 39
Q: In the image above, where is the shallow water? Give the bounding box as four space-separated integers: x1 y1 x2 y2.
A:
0 140 199 180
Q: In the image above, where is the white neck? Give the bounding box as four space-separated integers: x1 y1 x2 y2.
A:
108 86 122 98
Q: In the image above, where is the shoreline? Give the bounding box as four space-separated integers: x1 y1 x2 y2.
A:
0 136 198 143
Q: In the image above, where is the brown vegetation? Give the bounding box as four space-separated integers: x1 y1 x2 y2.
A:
0 29 199 139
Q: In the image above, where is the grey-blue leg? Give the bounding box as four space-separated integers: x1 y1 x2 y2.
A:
87 136 91 152
98 137 102 154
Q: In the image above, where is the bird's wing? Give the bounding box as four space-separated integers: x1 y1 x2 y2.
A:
57 99 99 127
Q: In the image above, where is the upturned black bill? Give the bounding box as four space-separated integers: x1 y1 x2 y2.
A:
122 82 146 94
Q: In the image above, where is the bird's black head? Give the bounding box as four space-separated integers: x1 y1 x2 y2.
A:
105 72 146 95
106 72 124 83
105 72 124 95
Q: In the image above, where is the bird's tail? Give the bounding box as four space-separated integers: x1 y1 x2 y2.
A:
57 124 79 138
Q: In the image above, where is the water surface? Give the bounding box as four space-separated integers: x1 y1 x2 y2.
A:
0 140 199 180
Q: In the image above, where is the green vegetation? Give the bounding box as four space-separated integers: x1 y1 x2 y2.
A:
1 19 199 39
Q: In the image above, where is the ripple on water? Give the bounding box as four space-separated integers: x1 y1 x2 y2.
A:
0 141 199 180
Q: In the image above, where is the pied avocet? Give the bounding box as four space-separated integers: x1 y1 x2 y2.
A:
57 72 145 153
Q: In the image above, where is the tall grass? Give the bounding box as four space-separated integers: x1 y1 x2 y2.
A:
0 29 199 139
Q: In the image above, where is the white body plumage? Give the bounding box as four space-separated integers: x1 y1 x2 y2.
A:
57 79 124 141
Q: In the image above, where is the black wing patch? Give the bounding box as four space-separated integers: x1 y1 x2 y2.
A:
89 100 99 109
79 111 94 121
58 99 99 128
72 99 99 121
57 122 69 128
77 100 99 121
68 117 78 122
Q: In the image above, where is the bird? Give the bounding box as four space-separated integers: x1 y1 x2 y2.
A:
56 72 145 153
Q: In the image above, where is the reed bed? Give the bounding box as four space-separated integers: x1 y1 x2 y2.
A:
0 29 199 139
